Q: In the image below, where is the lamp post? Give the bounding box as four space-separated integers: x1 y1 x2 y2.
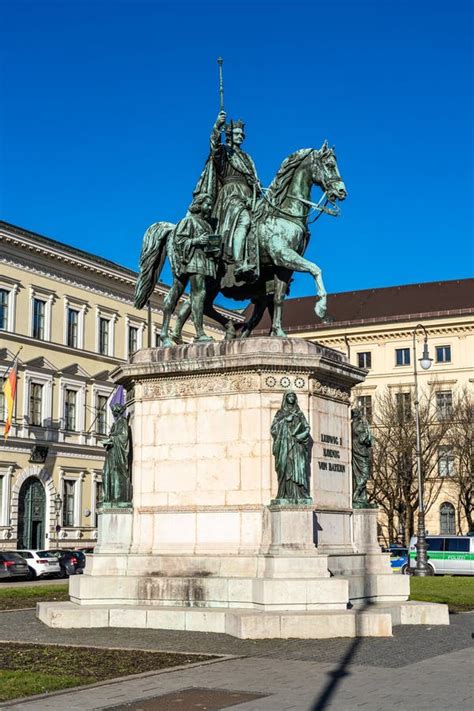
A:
53 493 62 548
412 324 433 576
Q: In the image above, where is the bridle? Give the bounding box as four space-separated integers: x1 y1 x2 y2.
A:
259 149 341 226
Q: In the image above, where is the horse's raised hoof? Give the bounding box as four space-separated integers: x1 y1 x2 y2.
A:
194 334 214 343
315 299 327 320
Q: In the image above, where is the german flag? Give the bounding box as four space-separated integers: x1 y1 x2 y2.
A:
3 359 18 440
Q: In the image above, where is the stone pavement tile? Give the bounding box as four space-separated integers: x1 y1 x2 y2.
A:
4 651 473 711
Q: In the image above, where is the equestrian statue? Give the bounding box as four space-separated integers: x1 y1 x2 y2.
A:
134 59 347 343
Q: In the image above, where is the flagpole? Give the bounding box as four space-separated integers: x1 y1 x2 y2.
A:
2 346 22 444
2 346 23 379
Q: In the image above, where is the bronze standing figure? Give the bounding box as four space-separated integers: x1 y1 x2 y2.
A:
271 391 312 505
101 403 132 507
351 408 376 509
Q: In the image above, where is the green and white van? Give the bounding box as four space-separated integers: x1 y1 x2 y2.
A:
404 535 474 575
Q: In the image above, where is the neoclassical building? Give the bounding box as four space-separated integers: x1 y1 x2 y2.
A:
248 279 474 540
0 221 237 550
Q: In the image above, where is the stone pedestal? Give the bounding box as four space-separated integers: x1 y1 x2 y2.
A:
353 508 380 554
37 338 445 638
329 508 410 605
95 508 133 554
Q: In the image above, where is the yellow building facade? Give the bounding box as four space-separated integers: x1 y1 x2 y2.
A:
251 280 474 541
0 221 235 551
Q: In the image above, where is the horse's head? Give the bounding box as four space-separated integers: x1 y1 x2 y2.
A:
312 141 347 203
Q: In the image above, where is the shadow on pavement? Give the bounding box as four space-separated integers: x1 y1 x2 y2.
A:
310 567 372 710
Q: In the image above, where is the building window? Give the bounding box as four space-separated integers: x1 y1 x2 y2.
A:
395 392 412 422
29 383 43 426
62 480 76 527
439 502 456 535
67 308 79 348
155 331 161 347
96 395 108 435
128 326 138 356
0 388 5 421
64 389 77 431
436 390 453 420
98 318 110 355
438 446 455 477
357 395 373 423
32 298 46 340
357 352 371 369
395 348 410 366
0 290 9 331
436 345 451 363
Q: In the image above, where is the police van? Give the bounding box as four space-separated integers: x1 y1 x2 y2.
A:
403 535 474 575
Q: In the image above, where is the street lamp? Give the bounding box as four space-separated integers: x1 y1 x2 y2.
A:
412 324 432 576
53 492 62 548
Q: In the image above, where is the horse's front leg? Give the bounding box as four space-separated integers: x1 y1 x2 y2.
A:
267 238 327 320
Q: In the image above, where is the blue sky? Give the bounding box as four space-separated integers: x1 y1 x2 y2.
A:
1 0 472 306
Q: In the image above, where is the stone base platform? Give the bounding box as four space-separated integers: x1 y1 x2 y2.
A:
37 598 449 639
37 601 393 639
374 601 450 626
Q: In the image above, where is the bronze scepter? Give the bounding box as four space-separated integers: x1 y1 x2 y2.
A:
217 57 224 111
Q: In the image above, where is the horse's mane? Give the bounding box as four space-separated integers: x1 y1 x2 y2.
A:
254 148 313 220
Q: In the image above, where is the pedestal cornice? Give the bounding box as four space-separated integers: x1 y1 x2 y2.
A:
112 338 366 398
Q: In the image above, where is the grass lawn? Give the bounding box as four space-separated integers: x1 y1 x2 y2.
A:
409 575 474 612
0 584 69 610
0 643 215 702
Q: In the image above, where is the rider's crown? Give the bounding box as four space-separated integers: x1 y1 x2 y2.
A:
225 119 245 134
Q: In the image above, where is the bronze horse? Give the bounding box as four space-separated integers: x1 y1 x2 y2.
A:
134 142 347 342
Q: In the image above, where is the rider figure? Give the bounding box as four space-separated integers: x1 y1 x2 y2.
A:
194 111 261 282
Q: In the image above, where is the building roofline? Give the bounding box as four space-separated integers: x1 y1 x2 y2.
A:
281 307 474 334
0 220 243 322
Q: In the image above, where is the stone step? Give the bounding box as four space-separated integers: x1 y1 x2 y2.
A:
373 601 449 626
69 574 349 611
37 601 392 639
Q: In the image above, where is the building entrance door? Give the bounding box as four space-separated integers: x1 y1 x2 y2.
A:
17 477 46 549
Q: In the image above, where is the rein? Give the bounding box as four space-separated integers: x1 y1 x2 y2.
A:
258 149 341 225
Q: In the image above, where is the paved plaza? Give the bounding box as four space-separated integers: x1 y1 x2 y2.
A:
0 610 472 710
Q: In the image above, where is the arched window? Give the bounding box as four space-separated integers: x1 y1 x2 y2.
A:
440 502 456 535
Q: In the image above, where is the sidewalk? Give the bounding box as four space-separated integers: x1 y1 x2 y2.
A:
1 611 472 710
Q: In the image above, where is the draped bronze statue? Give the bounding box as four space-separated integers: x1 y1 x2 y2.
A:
271 391 312 505
134 60 347 343
101 404 132 507
351 408 376 509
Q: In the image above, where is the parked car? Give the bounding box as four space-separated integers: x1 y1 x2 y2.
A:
48 550 81 578
0 551 29 580
72 550 86 571
16 550 61 580
389 545 408 570
403 535 474 575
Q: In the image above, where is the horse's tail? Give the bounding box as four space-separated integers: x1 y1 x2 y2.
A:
134 221 174 309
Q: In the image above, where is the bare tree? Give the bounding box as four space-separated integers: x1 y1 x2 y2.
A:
450 388 474 533
368 386 454 546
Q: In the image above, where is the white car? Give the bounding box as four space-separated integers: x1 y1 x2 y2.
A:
16 550 61 580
